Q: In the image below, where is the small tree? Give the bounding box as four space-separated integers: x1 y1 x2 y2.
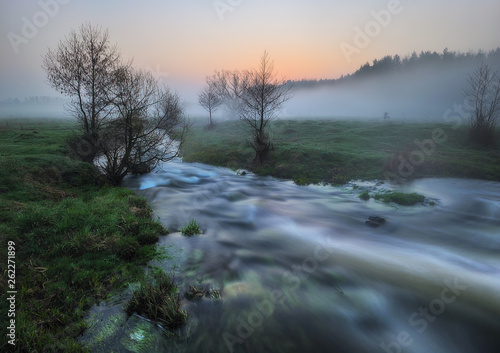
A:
42 23 121 161
464 63 500 146
99 67 187 185
198 78 222 127
211 52 292 164
239 52 292 163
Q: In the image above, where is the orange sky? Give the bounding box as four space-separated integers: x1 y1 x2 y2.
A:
1 0 499 99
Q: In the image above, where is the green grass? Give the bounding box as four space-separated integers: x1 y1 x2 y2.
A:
180 220 201 236
181 119 500 184
0 118 169 352
359 191 371 201
373 192 425 206
126 271 187 330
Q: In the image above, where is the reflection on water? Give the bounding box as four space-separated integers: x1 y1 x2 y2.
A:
83 159 500 353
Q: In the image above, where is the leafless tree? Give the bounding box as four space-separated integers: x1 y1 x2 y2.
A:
42 23 121 161
198 78 222 127
240 52 292 163
464 63 500 146
211 52 292 163
98 67 187 185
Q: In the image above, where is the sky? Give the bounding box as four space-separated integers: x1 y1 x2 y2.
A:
0 0 499 103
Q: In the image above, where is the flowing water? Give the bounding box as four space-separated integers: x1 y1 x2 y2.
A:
81 159 500 353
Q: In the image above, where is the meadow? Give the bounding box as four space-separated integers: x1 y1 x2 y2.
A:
182 119 500 185
1 116 499 351
0 118 169 352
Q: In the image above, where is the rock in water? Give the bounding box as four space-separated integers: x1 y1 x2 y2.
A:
365 216 386 227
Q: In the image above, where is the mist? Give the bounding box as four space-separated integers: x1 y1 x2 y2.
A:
0 101 67 119
282 61 496 122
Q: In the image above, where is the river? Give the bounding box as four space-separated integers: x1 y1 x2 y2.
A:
81 159 500 353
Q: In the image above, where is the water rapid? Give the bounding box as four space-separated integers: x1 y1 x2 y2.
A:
84 159 500 353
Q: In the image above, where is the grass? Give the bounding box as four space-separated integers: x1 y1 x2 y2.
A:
180 220 201 236
373 192 426 206
0 118 169 352
181 119 500 184
126 271 187 330
359 191 371 201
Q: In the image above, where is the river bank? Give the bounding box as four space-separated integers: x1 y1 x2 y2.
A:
0 118 170 352
181 119 500 185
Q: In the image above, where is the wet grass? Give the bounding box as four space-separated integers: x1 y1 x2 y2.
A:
180 220 201 236
182 119 500 184
126 271 187 330
359 191 371 201
0 118 169 352
373 192 426 206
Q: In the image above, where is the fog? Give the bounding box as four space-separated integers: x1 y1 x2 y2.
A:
2 57 499 125
0 102 67 119
282 64 487 122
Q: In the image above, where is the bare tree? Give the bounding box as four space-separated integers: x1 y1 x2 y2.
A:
42 23 122 161
464 63 500 146
211 52 292 163
98 67 187 185
211 70 248 116
240 52 292 163
199 78 222 127
43 24 188 184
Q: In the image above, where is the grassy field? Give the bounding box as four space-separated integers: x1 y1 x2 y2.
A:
182 119 500 184
0 118 169 352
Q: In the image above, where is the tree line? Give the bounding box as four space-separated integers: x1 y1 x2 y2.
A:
291 48 500 89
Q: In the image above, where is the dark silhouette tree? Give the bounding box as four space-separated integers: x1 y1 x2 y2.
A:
464 63 500 146
42 23 121 162
43 24 187 184
211 52 292 164
239 52 292 163
99 66 187 184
